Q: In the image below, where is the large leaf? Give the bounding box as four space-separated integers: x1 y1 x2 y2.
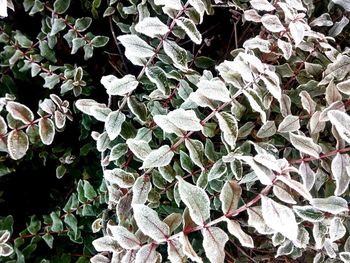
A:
140 145 174 169
135 17 168 38
6 101 34 124
117 34 154 58
328 110 350 144
185 139 204 169
108 225 141 249
202 227 228 263
104 168 135 188
261 14 285 32
179 233 202 263
278 115 300 133
197 78 231 102
7 130 29 160
261 196 298 240
167 109 202 131
177 176 210 226
135 243 159 263
163 40 188 70
289 132 322 159
126 138 151 160
38 118 55 145
311 196 348 214
219 180 242 214
133 204 170 242
100 74 139 96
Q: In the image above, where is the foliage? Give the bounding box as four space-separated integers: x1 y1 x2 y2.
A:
0 0 350 262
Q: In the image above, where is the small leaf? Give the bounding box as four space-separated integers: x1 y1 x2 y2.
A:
329 217 346 242
75 99 107 116
331 153 350 196
104 168 135 188
247 206 274 235
261 196 298 240
101 74 139 96
92 236 119 252
208 159 227 181
6 101 34 124
154 114 183 136
108 225 140 249
54 0 71 14
185 139 204 169
257 120 276 138
126 138 151 160
177 176 210 226
91 36 109 48
74 17 92 32
202 227 228 263
133 204 170 242
219 180 242 214
132 175 152 205
39 118 55 145
277 175 312 201
289 132 322 158
293 206 325 222
299 161 316 191
105 110 126 140
135 17 168 38
261 14 285 32
299 90 316 115
311 196 348 214
278 115 300 133
167 238 186 263
146 66 169 95
215 112 238 149
117 34 154 58
135 244 160 263
163 40 188 70
7 130 29 160
237 156 274 185
225 219 254 248
163 213 182 233
140 145 174 169
175 17 202 44
328 110 350 144
154 0 183 10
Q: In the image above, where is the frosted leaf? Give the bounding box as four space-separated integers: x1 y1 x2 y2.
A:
273 181 297 204
277 115 300 133
215 112 238 149
135 17 168 38
75 99 107 116
320 101 345 122
126 138 152 160
7 130 29 160
225 219 254 248
6 101 34 124
331 153 350 196
104 168 135 188
168 108 202 131
177 176 210 225
309 111 325 134
310 13 333 27
328 110 350 144
153 114 183 136
146 66 169 95
337 78 350 95
253 153 281 173
175 17 202 44
261 196 298 241
311 196 348 214
197 78 231 102
277 175 313 201
105 110 126 141
243 36 271 53
340 252 350 262
39 118 55 145
208 159 227 181
243 90 267 123
250 0 275 11
92 236 120 252
163 40 188 70
202 227 228 263
299 161 316 191
289 21 305 46
132 175 152 205
219 180 242 214
329 16 349 37
140 145 174 169
261 14 285 32
101 74 139 96
108 225 141 249
244 9 261 23
247 206 275 235
299 91 316 115
167 238 186 263
329 217 346 242
236 156 274 185
154 0 183 10
293 206 324 222
289 132 322 159
133 204 170 242
179 233 203 263
135 243 159 263
117 34 154 58
257 120 276 138
277 39 292 60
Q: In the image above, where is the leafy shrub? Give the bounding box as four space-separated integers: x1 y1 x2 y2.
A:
1 0 350 262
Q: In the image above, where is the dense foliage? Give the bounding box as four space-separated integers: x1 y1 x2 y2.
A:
1 0 350 262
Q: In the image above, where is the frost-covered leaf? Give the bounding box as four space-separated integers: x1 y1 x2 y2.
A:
311 196 348 214
337 78 350 95
208 159 227 181
163 40 188 70
250 0 275 11
132 175 152 205
219 180 241 214
7 130 29 160
293 206 324 223
257 120 276 138
244 9 262 22
92 236 119 252
185 139 204 169
289 132 322 159
277 175 313 201
126 138 151 160
329 16 349 37
273 181 297 204
202 227 228 263
243 36 271 53
289 21 305 46
154 0 183 10
247 206 275 235
104 168 135 188
243 90 267 123
153 115 183 136
108 225 141 249
177 176 210 226
179 233 203 263
6 101 34 124
340 252 350 263
39 118 55 145
168 109 202 131
277 39 292 60
328 110 350 144
261 196 298 240
261 14 285 32
135 243 158 263
167 238 186 263
278 115 300 133
299 91 316 115
75 99 107 116
215 112 238 149
133 204 170 242
140 145 174 169
146 66 169 95
329 217 346 242
101 74 139 96
135 17 168 38
176 17 202 44
105 110 126 141
309 111 326 134
197 78 231 102
225 219 254 248
237 156 274 185
332 0 350 11
331 153 350 196
117 34 154 58
299 161 316 191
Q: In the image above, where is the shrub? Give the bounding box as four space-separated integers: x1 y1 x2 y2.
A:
1 0 350 262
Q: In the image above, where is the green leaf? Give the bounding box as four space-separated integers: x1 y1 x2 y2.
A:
53 0 71 14
140 145 174 169
27 216 41 234
64 214 78 235
42 234 54 249
145 66 169 95
39 118 55 145
208 159 227 181
132 204 170 242
177 176 210 226
194 56 215 69
74 17 92 32
185 139 204 169
127 96 147 122
293 206 325 223
6 101 34 124
91 36 109 48
7 130 29 160
50 212 64 232
83 180 97 200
